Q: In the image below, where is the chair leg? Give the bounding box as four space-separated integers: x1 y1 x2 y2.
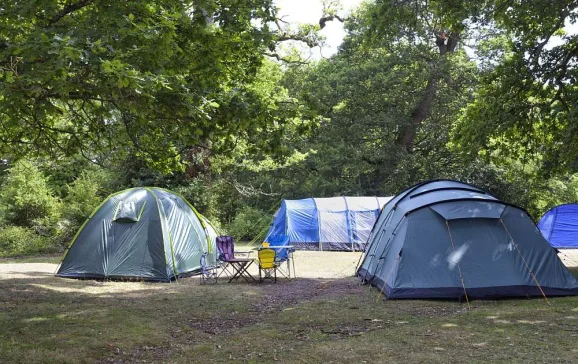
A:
259 267 262 283
217 263 231 279
274 268 277 283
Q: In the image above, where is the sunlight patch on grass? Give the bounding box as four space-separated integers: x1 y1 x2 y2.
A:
28 281 175 296
22 317 49 323
55 308 110 319
494 319 512 324
516 320 546 324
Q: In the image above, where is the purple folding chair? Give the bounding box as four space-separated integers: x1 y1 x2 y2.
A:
216 236 255 283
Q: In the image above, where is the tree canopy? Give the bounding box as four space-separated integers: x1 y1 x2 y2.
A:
0 0 305 171
2 0 578 252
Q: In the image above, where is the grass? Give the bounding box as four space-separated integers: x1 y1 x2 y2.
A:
1 255 578 363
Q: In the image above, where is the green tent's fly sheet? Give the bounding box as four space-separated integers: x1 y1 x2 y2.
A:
56 187 217 281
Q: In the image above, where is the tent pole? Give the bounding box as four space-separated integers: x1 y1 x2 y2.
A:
445 220 471 310
358 208 396 279
364 199 389 250
364 215 405 284
312 198 322 251
342 196 354 251
500 219 551 306
354 247 366 275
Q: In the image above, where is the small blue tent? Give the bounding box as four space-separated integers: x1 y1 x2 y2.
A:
265 196 392 251
538 204 578 249
358 180 578 299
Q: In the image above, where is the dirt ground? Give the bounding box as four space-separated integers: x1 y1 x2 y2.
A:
0 250 363 281
1 248 577 281
0 263 59 279
557 249 578 267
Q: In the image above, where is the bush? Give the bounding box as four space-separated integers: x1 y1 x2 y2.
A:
64 170 109 224
0 226 58 257
224 206 271 243
172 178 211 214
51 169 111 247
0 160 61 228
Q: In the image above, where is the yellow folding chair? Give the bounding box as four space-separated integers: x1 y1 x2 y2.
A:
258 248 278 283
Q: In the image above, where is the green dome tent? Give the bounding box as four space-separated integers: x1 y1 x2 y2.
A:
56 187 217 281
358 180 578 299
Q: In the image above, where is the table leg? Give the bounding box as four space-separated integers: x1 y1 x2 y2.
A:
237 261 255 283
228 262 244 283
228 261 255 283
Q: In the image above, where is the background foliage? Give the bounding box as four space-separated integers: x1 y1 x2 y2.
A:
2 0 578 256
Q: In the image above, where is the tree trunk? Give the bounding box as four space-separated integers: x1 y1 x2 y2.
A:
184 145 211 179
396 31 460 152
397 74 439 152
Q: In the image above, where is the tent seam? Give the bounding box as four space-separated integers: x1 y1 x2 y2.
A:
157 187 215 255
146 188 178 282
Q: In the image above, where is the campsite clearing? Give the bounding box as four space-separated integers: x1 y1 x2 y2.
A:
1 250 578 363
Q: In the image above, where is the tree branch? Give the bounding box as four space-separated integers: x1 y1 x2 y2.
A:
319 14 345 30
49 0 93 25
263 52 310 65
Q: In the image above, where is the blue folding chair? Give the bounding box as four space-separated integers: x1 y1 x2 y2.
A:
265 235 295 278
199 253 218 284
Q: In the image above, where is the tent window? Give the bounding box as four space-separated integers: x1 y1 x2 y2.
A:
113 201 143 223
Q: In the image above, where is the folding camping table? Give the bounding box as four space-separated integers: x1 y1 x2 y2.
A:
226 258 256 283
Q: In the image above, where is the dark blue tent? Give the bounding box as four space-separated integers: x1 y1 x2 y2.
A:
265 196 392 251
358 180 578 299
538 204 578 249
